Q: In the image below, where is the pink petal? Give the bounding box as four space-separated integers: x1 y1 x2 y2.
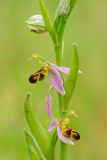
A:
45 93 54 121
51 63 82 75
48 121 57 132
57 127 74 145
49 67 65 95
51 63 70 74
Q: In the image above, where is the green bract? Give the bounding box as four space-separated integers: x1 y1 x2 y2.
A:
63 43 79 111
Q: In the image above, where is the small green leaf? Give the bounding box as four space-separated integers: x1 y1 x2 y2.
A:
24 93 53 160
63 43 79 111
39 0 58 45
25 130 46 160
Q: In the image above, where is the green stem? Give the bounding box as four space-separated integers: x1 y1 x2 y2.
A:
55 41 63 66
58 93 67 160
59 140 67 160
55 42 67 160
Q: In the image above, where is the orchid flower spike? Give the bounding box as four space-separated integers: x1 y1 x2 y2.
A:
45 93 80 145
29 54 82 95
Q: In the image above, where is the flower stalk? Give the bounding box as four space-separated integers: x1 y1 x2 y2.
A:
25 0 81 159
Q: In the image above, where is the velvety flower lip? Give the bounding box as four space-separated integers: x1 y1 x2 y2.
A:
45 93 80 145
29 66 48 84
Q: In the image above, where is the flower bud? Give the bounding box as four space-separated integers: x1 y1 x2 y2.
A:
57 0 71 16
25 15 47 34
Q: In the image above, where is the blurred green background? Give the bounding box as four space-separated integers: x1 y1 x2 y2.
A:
0 0 107 159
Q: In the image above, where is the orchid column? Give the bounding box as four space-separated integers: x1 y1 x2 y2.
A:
24 0 81 160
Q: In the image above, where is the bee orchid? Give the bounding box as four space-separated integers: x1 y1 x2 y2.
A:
45 93 80 145
29 54 82 95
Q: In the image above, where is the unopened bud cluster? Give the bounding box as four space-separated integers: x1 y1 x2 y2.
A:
57 0 71 17
25 15 47 34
